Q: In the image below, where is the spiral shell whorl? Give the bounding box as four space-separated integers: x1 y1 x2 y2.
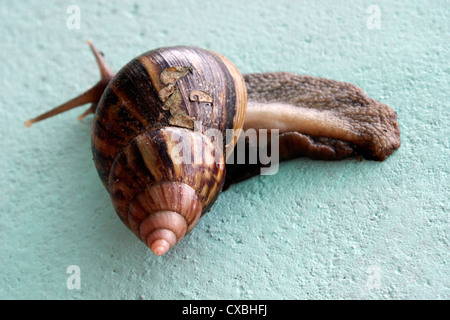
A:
129 182 202 255
109 127 225 254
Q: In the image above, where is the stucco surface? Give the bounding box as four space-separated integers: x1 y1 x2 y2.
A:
0 0 448 299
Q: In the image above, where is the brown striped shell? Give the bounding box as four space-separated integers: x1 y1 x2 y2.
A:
91 46 247 255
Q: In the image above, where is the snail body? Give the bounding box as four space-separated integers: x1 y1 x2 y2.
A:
26 41 400 255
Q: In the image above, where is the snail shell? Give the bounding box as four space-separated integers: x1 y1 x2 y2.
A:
92 46 246 255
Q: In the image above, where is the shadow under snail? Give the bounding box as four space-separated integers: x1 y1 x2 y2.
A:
26 41 400 256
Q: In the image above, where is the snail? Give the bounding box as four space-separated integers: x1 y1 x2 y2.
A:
26 41 400 255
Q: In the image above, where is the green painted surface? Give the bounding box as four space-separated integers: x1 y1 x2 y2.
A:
1 0 448 299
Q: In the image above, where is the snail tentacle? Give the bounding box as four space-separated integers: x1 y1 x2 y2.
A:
24 41 114 127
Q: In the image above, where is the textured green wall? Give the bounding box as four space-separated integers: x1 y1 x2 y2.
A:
1 0 448 299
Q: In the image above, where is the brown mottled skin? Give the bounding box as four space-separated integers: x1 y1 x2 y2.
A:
244 72 400 160
224 73 400 188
